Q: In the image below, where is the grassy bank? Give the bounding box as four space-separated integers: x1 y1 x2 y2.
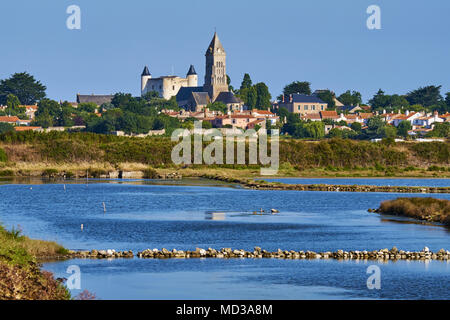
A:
0 131 448 178
376 198 450 226
0 225 71 300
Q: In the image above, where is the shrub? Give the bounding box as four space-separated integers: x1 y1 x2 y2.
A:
42 168 58 177
0 147 7 162
142 167 159 179
378 197 450 226
0 169 14 177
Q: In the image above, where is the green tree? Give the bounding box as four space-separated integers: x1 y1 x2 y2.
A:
111 92 133 108
33 109 54 128
445 92 450 108
350 122 362 133
369 89 389 110
366 115 386 138
0 123 14 134
142 91 160 101
397 121 412 137
36 98 60 118
240 73 252 90
246 86 257 109
338 90 362 106
226 75 234 92
369 89 410 112
6 94 20 109
427 122 449 138
0 72 46 105
316 90 336 110
304 121 325 139
207 101 228 114
78 102 98 113
58 102 76 127
406 85 443 107
282 81 311 97
5 94 26 117
381 125 398 139
255 82 272 109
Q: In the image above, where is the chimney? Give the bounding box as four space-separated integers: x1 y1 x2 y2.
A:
383 109 386 114
434 111 439 121
282 95 285 103
405 110 410 116
289 94 293 103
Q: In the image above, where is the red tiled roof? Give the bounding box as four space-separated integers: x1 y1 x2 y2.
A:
358 113 374 119
302 113 321 120
0 116 19 122
320 111 339 119
252 109 274 115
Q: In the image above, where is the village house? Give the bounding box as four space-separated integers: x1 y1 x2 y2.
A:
358 112 375 125
250 109 279 125
15 105 38 119
277 94 327 115
340 105 363 114
0 116 20 125
412 112 444 128
391 111 421 127
301 110 342 122
212 114 264 130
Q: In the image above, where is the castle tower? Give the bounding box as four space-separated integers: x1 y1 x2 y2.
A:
204 32 228 101
141 66 151 95
186 65 198 87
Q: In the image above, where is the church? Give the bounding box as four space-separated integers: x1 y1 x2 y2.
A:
140 32 243 112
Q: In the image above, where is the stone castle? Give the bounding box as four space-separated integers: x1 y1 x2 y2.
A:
141 32 242 112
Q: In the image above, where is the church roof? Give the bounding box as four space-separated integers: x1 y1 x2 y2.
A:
176 86 206 102
192 92 210 106
141 66 151 76
187 65 197 75
206 32 225 55
215 91 241 104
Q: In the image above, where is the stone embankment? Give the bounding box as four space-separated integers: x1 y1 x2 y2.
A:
65 247 449 261
200 174 450 194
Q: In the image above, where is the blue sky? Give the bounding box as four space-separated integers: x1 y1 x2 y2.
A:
0 0 449 103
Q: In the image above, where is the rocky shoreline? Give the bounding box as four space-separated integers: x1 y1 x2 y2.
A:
200 174 450 194
61 247 450 261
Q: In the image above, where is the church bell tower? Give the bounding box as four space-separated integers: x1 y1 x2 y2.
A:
204 32 228 101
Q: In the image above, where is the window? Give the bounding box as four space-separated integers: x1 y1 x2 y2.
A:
312 105 316 110
173 86 175 90
321 106 324 110
304 105 308 110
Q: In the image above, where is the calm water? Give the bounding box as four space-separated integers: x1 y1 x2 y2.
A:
0 178 449 300
263 178 450 188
